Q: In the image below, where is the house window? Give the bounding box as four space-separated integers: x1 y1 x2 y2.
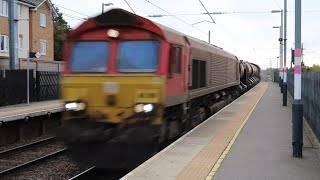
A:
0 35 9 52
40 13 46 27
17 4 22 16
40 40 47 55
19 35 23 49
0 0 8 17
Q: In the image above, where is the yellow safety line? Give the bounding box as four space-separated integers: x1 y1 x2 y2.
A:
205 83 268 180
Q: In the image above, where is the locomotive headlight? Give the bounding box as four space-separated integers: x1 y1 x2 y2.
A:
107 29 119 38
65 102 86 111
134 104 155 113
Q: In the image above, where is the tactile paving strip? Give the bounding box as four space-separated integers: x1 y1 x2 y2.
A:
176 83 268 180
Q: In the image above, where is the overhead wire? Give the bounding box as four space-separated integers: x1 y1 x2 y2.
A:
123 0 136 14
144 0 226 46
273 0 282 9
62 13 87 21
127 0 170 26
54 4 91 18
198 0 215 23
146 9 320 18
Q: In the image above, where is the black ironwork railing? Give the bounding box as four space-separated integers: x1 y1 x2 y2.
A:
0 70 60 107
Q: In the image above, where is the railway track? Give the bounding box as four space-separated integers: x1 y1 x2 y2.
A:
69 166 95 180
0 137 67 176
69 166 129 180
0 137 55 157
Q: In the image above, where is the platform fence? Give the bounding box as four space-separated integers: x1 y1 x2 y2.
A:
0 70 60 107
287 70 320 141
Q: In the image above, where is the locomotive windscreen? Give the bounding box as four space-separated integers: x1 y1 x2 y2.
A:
69 40 160 73
70 41 110 72
118 40 160 73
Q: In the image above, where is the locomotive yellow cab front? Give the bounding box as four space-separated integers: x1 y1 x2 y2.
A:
61 75 166 125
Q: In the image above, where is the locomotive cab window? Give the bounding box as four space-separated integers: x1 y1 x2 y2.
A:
169 45 182 75
70 41 110 72
118 40 160 73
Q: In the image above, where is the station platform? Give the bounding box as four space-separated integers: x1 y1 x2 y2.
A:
121 82 320 180
0 100 64 123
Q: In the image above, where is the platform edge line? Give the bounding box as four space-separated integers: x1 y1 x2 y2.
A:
206 83 268 180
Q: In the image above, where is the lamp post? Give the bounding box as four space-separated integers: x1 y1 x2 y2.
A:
283 0 288 106
102 3 113 14
272 10 284 93
8 0 19 69
273 26 283 88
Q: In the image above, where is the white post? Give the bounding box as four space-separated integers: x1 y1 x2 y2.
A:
283 0 288 106
279 26 283 80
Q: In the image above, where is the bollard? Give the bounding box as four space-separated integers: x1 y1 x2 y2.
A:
292 100 303 157
283 83 287 106
280 79 283 93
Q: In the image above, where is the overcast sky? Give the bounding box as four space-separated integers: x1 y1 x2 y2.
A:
52 0 320 69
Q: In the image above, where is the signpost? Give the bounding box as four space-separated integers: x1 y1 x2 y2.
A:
27 52 41 105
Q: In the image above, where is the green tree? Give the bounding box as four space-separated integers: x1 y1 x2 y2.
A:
54 9 71 61
310 64 320 73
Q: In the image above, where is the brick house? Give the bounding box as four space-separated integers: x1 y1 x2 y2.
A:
0 0 56 64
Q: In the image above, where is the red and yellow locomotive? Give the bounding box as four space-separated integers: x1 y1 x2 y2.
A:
58 9 260 169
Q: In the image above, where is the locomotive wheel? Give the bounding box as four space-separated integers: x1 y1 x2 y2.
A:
190 107 205 128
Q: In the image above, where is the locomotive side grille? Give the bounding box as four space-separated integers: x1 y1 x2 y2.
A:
210 54 227 87
227 58 237 83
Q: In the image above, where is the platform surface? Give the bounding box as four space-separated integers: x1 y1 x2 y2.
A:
0 100 64 122
121 82 320 180
213 83 320 180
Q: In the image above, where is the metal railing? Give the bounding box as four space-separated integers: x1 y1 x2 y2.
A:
287 70 320 141
0 70 60 107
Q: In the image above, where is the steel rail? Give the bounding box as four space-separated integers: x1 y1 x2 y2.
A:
0 137 56 157
69 166 95 180
0 148 68 176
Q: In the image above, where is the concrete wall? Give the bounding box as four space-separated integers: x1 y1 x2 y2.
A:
0 58 64 72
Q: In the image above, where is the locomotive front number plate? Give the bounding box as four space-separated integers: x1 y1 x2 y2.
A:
103 82 119 94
